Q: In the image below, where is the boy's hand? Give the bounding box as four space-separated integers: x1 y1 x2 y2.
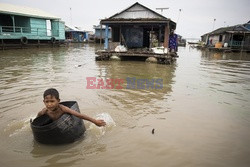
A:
94 119 106 127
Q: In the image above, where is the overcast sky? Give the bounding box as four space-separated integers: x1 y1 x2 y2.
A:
1 0 249 39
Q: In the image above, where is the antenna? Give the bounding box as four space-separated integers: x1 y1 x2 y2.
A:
177 9 182 24
212 18 216 31
70 7 72 25
156 8 169 15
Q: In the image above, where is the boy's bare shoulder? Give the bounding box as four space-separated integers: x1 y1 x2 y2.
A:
41 107 48 113
59 104 69 111
59 104 76 114
37 108 47 116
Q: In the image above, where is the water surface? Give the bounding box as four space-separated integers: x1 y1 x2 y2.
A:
0 44 250 167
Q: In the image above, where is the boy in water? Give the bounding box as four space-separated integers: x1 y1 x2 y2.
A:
37 88 106 127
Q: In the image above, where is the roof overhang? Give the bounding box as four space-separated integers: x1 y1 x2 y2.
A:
226 31 250 34
101 19 175 27
0 3 60 20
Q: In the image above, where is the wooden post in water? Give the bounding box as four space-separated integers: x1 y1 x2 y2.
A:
1 39 4 50
37 39 40 48
163 24 169 48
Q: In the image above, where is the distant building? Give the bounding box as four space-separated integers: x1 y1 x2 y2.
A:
0 3 65 48
99 2 176 50
65 25 88 42
201 21 250 51
177 34 186 47
93 25 111 43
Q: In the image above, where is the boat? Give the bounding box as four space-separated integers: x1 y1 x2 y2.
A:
178 39 186 47
30 101 86 144
188 41 199 45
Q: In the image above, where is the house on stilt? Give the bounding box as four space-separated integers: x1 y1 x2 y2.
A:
65 25 89 43
93 25 111 43
95 2 177 64
0 3 65 49
201 21 250 52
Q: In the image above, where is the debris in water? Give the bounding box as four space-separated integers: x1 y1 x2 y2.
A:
152 128 155 134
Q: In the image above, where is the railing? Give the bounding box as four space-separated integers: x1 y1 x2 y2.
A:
230 40 242 47
0 26 59 37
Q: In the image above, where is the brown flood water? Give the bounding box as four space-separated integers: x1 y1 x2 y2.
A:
0 44 250 167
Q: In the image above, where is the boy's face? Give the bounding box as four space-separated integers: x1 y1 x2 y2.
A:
43 95 60 111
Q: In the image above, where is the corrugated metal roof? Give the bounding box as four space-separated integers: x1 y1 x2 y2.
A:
65 25 81 31
201 23 250 37
210 25 249 35
111 3 164 19
101 2 174 25
0 3 60 19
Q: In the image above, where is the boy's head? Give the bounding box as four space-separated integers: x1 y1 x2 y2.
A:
43 88 59 100
43 88 60 111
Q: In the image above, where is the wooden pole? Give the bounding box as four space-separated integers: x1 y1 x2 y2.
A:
104 24 109 50
230 33 233 50
119 25 122 44
158 25 162 47
241 32 245 52
100 24 102 45
37 39 40 48
163 23 169 48
11 16 15 33
1 39 4 50
150 26 153 48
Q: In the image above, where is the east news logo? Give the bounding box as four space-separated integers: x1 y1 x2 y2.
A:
86 77 163 89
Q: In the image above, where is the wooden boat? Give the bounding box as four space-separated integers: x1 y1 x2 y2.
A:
30 101 86 144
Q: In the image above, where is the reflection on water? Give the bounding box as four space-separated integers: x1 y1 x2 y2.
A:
0 45 250 167
94 61 176 118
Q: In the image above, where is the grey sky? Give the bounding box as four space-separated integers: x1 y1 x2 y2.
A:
1 0 249 38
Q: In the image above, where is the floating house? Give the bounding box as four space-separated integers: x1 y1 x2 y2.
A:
177 34 186 47
0 3 65 49
201 21 250 52
65 25 88 42
93 25 111 43
95 2 177 64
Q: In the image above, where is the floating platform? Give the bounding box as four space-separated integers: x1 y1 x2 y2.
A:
95 50 178 64
207 47 250 53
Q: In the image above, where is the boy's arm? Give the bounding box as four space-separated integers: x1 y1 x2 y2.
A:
59 104 106 127
37 108 47 117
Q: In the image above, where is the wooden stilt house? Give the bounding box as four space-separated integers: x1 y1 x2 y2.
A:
0 3 65 49
201 21 250 52
100 2 176 50
96 2 177 64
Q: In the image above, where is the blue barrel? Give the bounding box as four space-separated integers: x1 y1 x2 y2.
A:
30 101 86 144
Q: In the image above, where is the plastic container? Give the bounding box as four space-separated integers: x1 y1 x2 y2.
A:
215 42 223 48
